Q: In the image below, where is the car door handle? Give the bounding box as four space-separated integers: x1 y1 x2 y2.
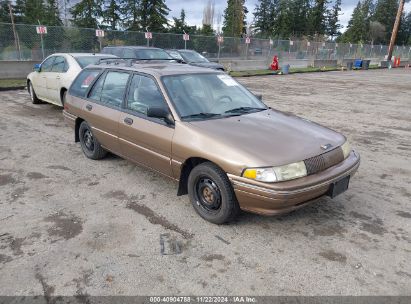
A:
124 117 133 125
86 104 93 111
56 75 60 79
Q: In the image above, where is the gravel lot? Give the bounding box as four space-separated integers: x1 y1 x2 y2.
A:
0 69 410 297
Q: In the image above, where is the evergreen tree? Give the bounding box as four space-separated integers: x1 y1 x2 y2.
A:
373 0 398 43
23 0 48 24
253 0 274 38
70 0 103 28
44 0 62 25
121 0 141 30
169 9 194 33
289 0 310 36
338 0 373 43
326 0 342 38
308 0 329 36
0 0 12 23
274 0 291 38
103 0 121 30
222 0 246 37
140 0 170 32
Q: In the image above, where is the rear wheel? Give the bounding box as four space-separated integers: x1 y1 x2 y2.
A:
28 81 40 104
188 162 240 224
79 121 107 160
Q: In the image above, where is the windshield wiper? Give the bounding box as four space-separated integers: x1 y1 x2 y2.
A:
181 112 221 120
224 107 266 114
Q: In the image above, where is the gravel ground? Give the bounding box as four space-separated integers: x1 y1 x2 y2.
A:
0 68 410 297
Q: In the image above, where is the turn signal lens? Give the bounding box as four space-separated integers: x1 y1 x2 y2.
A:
242 161 307 183
341 141 351 159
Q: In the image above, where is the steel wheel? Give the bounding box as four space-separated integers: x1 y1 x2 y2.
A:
194 175 222 213
83 129 95 152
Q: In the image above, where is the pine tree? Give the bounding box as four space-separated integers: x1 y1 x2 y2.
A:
140 0 170 32
44 0 63 25
290 0 310 37
0 0 11 23
23 0 48 24
70 0 103 28
253 0 273 38
170 9 194 34
338 0 373 43
274 0 291 38
222 0 246 37
103 0 121 30
308 0 329 36
373 0 398 43
326 0 342 38
121 0 141 30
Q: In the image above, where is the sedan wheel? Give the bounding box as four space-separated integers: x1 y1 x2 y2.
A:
78 121 107 160
188 162 240 224
28 82 40 104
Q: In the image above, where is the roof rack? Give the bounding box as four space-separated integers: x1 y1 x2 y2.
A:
97 57 183 66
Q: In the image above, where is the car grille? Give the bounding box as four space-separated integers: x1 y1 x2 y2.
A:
304 147 344 175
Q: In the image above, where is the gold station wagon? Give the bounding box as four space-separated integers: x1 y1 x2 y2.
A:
63 59 360 224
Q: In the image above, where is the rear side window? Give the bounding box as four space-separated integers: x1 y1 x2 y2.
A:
69 69 101 97
89 71 130 108
51 56 67 73
41 56 56 72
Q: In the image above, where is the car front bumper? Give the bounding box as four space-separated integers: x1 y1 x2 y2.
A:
227 150 360 215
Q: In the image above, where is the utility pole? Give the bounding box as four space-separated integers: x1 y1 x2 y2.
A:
387 0 405 61
8 3 21 60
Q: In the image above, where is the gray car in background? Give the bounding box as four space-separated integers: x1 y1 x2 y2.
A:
166 49 225 71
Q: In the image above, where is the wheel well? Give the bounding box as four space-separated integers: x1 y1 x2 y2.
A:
26 79 31 93
74 118 84 142
177 157 209 196
60 88 67 104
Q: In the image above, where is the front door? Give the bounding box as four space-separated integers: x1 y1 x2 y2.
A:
118 74 174 177
47 56 68 104
34 56 55 99
81 70 131 155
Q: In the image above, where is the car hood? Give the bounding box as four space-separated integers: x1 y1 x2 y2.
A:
189 62 224 70
186 109 345 167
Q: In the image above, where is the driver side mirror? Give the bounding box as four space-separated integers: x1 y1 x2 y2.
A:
147 107 174 125
34 63 41 72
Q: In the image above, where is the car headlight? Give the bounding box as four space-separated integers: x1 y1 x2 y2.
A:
341 140 351 159
242 161 307 182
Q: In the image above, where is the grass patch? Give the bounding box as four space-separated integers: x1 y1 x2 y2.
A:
0 78 26 88
229 70 279 77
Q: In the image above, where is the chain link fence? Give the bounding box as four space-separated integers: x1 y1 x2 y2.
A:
1 22 411 63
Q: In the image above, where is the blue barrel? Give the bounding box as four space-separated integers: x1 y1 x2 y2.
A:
282 64 290 74
354 59 362 69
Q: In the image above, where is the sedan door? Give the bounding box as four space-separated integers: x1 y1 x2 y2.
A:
47 56 68 105
118 74 174 177
33 56 56 99
81 70 131 156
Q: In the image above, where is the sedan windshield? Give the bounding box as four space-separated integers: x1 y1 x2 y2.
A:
75 56 113 68
162 73 267 120
179 51 209 63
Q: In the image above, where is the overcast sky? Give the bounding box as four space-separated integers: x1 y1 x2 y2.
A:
166 0 411 33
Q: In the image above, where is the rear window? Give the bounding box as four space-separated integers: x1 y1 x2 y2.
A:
75 56 112 68
69 69 101 97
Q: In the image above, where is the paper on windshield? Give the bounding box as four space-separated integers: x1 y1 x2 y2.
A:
217 75 238 86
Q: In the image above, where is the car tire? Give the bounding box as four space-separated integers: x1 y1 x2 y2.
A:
79 121 107 160
188 162 240 224
61 90 67 107
28 81 41 104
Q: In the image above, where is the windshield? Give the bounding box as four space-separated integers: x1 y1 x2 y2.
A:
179 51 209 63
162 73 267 120
135 49 173 60
75 56 113 68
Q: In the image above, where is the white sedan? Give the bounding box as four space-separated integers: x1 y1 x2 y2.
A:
27 53 116 106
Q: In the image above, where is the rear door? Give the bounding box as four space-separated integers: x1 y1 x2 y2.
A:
81 70 131 155
118 73 174 177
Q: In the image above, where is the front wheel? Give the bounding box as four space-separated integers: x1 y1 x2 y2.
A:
79 121 107 160
28 81 41 104
188 162 240 224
